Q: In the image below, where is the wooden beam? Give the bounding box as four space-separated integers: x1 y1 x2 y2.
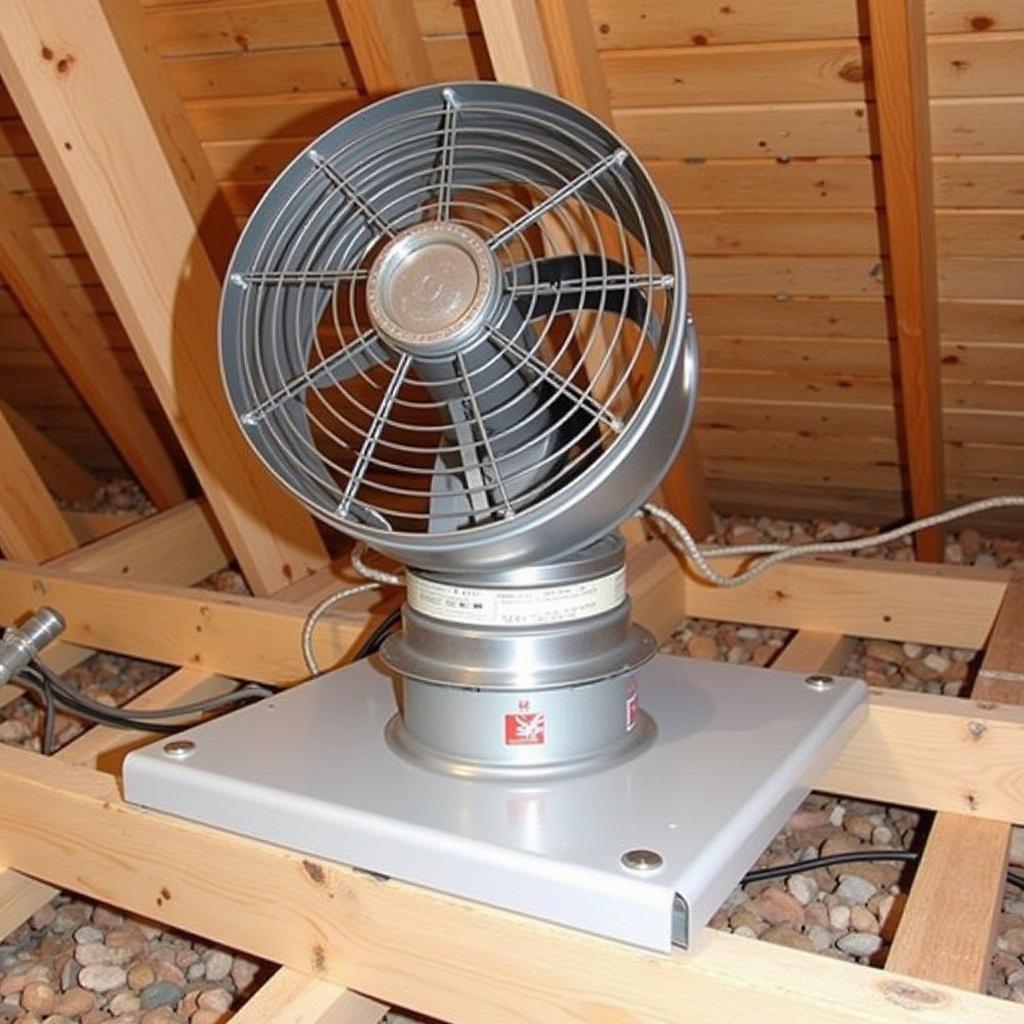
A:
0 667 231 939
0 398 96 503
0 184 188 510
0 557 368 684
771 631 857 675
0 1 330 594
774 630 1006 987
885 814 1009 990
335 0 432 96
0 402 78 560
657 436 715 542
886 573 1024 989
99 0 240 277
476 0 557 91
0 869 54 942
2 500 232 706
867 0 944 561
51 498 230 585
481 0 714 538
0 747 1016 1024
0 536 677 684
230 968 387 1024
681 555 1006 651
63 510 143 546
974 574 1024 705
535 0 613 120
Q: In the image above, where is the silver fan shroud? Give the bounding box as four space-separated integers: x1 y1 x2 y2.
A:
218 81 695 574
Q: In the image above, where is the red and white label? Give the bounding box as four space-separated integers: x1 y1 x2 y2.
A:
505 701 546 745
625 681 639 732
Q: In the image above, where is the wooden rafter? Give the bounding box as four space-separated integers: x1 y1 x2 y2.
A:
0 398 96 504
0 401 77 561
867 0 945 560
476 0 558 92
99 0 240 276
0 1 330 594
477 0 714 539
0 184 188 510
335 0 432 96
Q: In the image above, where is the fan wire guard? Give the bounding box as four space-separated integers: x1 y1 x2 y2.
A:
220 83 695 572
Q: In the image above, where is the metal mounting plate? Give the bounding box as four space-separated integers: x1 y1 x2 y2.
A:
124 655 866 952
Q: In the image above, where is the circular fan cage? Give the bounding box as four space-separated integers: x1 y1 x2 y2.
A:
220 82 696 572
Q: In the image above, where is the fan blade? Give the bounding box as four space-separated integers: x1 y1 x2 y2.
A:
423 298 609 530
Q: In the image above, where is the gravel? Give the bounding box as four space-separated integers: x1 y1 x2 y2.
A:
3 492 1022 1013
0 897 264 1023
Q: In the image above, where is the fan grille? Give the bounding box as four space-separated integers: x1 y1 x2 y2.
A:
220 83 694 570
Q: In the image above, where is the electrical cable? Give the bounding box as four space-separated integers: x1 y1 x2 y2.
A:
352 606 402 662
639 495 1024 588
301 581 385 674
742 849 1024 890
741 849 919 884
10 654 275 755
350 542 404 587
301 543 409 674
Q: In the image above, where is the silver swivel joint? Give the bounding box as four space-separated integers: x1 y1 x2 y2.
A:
0 607 66 684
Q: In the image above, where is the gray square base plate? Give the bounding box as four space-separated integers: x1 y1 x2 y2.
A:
124 655 865 951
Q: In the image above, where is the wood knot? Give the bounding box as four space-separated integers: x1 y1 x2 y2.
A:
879 979 949 1010
970 15 994 31
837 60 864 83
303 859 326 885
311 943 326 974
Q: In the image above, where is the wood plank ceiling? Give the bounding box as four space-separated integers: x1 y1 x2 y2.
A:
0 0 1021 532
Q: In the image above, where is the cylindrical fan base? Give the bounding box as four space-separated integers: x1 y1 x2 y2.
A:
387 673 655 779
381 533 656 776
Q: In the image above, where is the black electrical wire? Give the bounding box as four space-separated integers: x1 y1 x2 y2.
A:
352 606 402 661
742 850 1024 890
742 849 920 884
12 655 277 755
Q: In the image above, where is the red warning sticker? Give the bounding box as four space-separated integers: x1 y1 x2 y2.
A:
625 681 639 732
505 710 546 745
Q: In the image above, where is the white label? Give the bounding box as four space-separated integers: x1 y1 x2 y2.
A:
408 568 626 626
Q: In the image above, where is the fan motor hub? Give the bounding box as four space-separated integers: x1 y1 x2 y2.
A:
367 222 500 356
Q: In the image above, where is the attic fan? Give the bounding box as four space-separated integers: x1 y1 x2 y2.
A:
123 83 867 951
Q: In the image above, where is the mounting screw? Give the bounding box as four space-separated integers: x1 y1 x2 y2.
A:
621 849 663 872
163 740 196 759
805 674 835 691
